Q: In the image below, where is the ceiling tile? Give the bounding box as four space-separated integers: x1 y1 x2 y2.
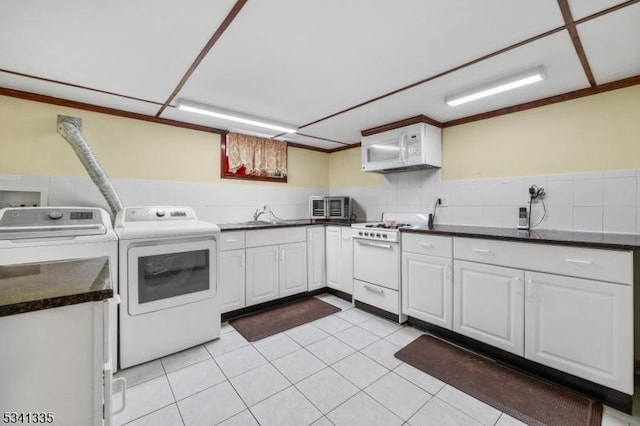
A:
0 0 237 103
0 72 160 116
302 31 589 142
567 0 629 20
177 0 564 126
577 3 640 84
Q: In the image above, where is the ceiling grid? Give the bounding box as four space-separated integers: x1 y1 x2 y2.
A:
0 0 638 151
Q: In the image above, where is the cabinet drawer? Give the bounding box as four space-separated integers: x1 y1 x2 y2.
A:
220 231 245 251
402 233 452 258
454 237 632 285
354 279 399 315
246 227 306 248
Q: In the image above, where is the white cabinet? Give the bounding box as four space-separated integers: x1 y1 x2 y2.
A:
0 301 111 426
402 252 452 329
220 249 245 313
402 233 453 329
326 226 353 295
453 260 524 356
307 226 326 291
220 231 246 314
525 271 633 393
246 245 279 306
451 236 634 394
245 228 308 306
280 242 308 297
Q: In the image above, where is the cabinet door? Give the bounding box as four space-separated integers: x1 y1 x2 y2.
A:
280 242 308 297
339 228 354 295
525 271 633 394
307 227 326 291
402 252 452 329
246 246 279 306
453 260 524 356
326 226 341 289
220 249 246 313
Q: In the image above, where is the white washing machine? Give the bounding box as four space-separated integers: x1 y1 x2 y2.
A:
115 206 221 369
0 206 119 369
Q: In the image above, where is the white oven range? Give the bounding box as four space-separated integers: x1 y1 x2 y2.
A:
351 213 428 322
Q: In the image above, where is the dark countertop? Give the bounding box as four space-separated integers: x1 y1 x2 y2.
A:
401 224 640 250
219 219 359 231
0 256 113 317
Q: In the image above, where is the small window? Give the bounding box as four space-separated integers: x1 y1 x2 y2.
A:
220 133 288 182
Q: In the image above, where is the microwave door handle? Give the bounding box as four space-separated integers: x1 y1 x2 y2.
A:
399 133 408 165
324 198 329 219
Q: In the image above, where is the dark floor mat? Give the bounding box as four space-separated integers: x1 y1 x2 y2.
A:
395 335 602 426
229 297 341 342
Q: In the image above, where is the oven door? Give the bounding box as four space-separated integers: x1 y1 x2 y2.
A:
127 238 216 315
353 238 400 290
326 197 348 219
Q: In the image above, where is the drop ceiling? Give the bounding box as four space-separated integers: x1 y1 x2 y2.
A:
1 0 638 150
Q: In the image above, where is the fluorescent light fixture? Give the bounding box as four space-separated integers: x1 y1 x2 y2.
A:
445 66 546 107
176 99 297 134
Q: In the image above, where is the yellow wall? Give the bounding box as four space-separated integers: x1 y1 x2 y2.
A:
328 146 382 188
0 95 329 188
3 84 639 187
442 85 640 180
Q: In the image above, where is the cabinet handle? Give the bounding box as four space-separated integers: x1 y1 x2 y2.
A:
419 242 433 248
444 263 451 279
309 233 313 242
224 238 238 243
513 276 520 281
281 249 285 262
471 248 491 253
564 258 593 265
240 253 245 268
112 376 127 414
364 285 384 295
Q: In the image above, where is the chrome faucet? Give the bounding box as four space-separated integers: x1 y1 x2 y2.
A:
253 206 268 221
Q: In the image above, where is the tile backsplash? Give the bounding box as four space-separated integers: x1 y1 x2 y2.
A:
0 173 327 225
332 169 640 234
3 169 640 234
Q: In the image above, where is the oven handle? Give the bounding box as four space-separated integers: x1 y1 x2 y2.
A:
355 240 393 249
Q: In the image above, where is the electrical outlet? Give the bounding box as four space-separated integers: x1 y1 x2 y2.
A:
438 195 448 207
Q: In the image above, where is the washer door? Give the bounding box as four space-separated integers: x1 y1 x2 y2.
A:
127 238 216 315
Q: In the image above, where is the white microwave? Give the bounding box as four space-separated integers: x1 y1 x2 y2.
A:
361 123 442 173
309 196 352 220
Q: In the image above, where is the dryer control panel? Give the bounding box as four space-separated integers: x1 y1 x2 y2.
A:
122 206 197 223
0 207 109 239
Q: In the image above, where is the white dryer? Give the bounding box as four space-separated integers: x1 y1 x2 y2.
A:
115 206 221 369
0 206 119 369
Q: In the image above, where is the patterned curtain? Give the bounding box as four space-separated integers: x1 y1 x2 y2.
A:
227 133 288 177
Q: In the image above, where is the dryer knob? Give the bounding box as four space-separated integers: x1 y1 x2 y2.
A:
48 211 63 220
156 210 166 217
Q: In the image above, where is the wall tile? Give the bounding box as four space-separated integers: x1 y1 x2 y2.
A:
451 206 483 226
573 207 603 232
603 207 636 234
481 206 502 228
573 178 603 207
603 177 636 207
544 206 573 230
545 178 573 206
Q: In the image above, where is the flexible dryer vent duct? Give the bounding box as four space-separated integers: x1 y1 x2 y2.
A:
57 115 123 219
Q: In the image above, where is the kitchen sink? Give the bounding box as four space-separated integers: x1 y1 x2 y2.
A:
229 220 286 227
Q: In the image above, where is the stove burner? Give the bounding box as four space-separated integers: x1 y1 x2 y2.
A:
364 223 411 229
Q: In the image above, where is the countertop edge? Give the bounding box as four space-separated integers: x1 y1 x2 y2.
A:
0 288 113 318
400 227 640 251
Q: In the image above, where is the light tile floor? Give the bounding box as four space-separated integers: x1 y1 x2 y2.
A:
113 293 639 426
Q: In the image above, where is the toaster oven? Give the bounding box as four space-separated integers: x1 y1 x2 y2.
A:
309 196 351 220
